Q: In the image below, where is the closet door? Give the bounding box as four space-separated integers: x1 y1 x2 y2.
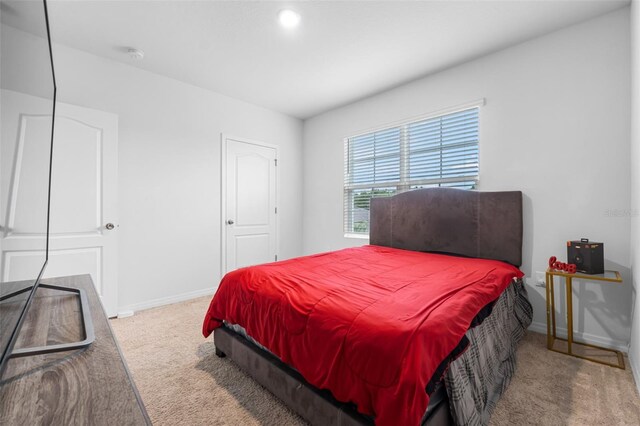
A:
221 135 278 274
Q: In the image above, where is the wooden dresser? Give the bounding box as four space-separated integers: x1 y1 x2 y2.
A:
0 274 150 425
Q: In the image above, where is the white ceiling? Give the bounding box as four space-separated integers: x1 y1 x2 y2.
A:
3 0 630 119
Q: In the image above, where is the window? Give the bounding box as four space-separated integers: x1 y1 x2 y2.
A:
343 107 479 235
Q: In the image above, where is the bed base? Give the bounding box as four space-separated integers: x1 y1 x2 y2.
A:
213 326 452 426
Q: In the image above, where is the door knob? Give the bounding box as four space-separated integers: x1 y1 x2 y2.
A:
227 220 234 225
105 223 115 230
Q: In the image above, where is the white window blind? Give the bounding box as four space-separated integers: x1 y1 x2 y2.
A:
344 107 479 235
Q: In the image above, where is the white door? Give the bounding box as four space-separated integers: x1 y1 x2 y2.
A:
0 90 119 317
222 136 277 274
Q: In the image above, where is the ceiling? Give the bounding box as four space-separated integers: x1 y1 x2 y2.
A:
2 0 630 119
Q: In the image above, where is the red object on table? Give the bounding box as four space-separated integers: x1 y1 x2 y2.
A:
548 255 577 274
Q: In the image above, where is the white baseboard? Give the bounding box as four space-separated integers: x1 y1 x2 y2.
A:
528 321 629 353
117 287 215 317
630 351 640 396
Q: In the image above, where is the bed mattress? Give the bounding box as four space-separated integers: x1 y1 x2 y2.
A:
220 279 532 425
204 245 527 425
223 321 449 423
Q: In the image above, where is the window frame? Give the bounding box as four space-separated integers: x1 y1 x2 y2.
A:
343 99 484 238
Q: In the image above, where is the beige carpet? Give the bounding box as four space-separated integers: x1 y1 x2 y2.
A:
110 296 640 425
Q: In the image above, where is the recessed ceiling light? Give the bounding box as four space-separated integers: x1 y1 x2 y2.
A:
278 9 301 29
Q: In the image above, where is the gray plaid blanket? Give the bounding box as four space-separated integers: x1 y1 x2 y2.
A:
444 279 533 426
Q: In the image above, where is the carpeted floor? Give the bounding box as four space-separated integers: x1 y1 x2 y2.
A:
110 296 640 425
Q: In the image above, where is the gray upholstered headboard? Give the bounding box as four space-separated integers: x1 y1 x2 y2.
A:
370 188 523 266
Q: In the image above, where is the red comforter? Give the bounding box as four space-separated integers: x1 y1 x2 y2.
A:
203 245 523 425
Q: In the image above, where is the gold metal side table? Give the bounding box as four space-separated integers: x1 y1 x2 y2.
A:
545 268 625 369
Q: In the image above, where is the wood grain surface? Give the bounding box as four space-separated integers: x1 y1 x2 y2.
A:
0 274 150 425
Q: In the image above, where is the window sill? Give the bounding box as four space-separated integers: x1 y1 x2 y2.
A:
344 233 370 240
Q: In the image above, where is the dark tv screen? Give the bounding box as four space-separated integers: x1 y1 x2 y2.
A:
0 0 55 378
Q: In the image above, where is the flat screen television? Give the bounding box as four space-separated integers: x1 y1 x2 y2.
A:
0 0 93 380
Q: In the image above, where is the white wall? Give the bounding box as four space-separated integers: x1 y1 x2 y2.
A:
303 9 632 349
1 25 304 313
629 0 640 390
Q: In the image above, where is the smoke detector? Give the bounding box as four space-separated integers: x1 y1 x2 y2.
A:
127 48 145 60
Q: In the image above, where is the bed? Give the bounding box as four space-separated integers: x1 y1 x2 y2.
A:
203 188 533 425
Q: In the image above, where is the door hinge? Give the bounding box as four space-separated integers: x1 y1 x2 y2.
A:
274 159 278 166
275 207 278 214
275 255 278 261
